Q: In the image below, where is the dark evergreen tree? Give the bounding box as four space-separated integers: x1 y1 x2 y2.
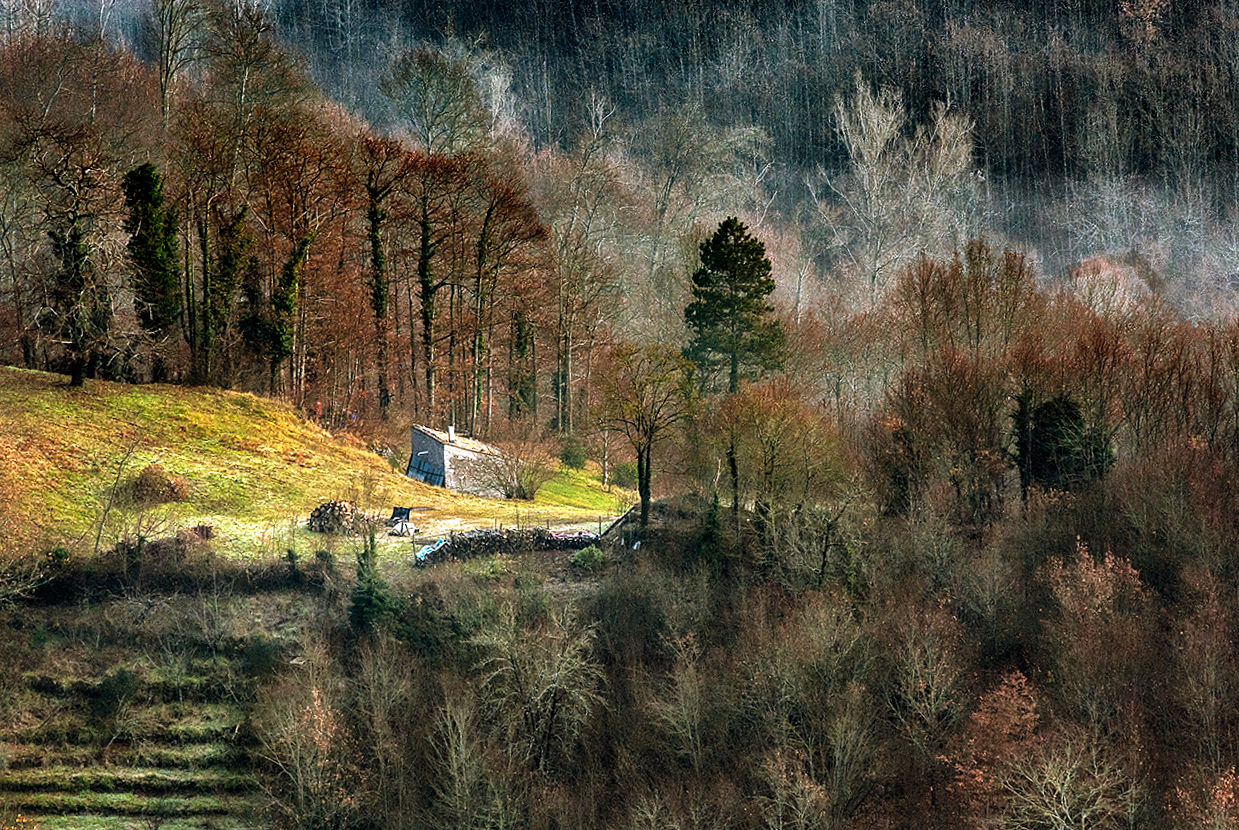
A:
508 309 536 419
349 528 391 634
122 163 181 378
1013 392 1113 501
48 219 108 387
684 216 784 395
697 490 724 576
685 217 785 520
211 207 257 386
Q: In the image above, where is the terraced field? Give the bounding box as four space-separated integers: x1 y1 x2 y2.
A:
0 584 313 830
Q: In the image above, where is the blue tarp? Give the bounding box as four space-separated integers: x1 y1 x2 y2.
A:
415 538 448 561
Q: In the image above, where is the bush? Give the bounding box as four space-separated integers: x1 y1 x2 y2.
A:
611 460 638 489
559 434 588 469
585 566 671 669
241 635 284 680
130 463 189 505
91 668 140 719
569 544 605 572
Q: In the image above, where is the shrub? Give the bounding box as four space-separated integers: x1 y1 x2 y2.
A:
514 571 551 626
241 635 283 680
612 461 638 489
569 544 605 572
130 462 189 504
91 668 141 720
585 565 671 669
393 585 450 667
461 556 509 580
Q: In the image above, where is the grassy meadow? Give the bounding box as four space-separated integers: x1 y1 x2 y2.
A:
0 366 630 560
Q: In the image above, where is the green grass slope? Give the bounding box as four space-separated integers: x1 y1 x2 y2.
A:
0 593 282 830
0 367 626 558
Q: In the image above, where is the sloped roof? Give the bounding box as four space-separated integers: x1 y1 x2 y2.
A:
411 424 504 456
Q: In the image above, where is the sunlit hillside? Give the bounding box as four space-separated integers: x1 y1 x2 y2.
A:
0 367 624 559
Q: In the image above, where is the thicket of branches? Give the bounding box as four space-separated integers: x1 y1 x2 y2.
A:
231 221 1239 830
245 256 1239 825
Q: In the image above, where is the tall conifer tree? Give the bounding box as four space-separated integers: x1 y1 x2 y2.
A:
685 216 785 520
684 216 784 394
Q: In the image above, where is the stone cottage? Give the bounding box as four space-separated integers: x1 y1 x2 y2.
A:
405 424 504 496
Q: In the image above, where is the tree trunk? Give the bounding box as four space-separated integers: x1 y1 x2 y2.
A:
728 437 740 528
407 277 419 417
68 355 87 387
197 212 211 383
638 446 652 528
367 186 391 420
418 212 437 415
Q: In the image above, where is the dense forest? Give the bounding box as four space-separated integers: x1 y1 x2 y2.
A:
7 1 1239 829
6 0 1239 424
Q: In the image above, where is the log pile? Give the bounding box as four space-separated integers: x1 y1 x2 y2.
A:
307 500 380 534
414 527 600 565
546 530 602 551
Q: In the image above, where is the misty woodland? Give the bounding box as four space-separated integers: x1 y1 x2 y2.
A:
5 0 1239 828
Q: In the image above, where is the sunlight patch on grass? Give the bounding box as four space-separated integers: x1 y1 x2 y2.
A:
536 464 635 514
6 793 240 816
2 768 256 794
34 817 258 830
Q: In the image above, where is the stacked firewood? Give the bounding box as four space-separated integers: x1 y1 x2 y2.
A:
307 500 380 534
545 530 602 551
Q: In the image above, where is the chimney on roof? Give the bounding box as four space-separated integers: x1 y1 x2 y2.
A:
448 425 456 444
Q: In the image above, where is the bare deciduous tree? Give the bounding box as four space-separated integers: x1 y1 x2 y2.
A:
431 690 516 829
256 644 371 830
456 425 559 500
995 729 1139 830
141 0 205 128
472 602 604 776
651 633 706 774
380 45 488 157
817 71 977 307
598 343 697 527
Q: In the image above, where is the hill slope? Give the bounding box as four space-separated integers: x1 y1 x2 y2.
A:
0 367 621 559
0 368 631 830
